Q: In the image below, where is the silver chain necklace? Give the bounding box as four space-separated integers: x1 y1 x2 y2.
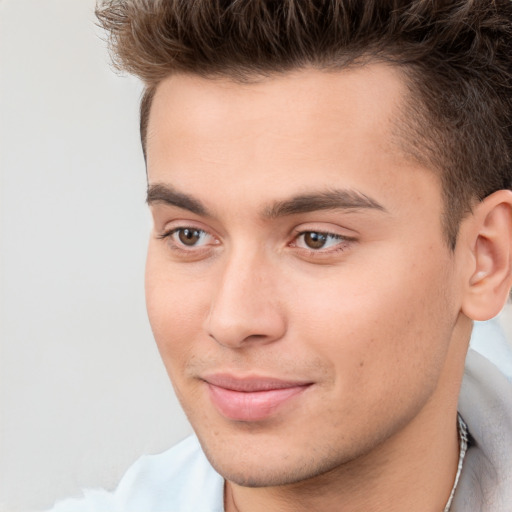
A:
443 414 469 512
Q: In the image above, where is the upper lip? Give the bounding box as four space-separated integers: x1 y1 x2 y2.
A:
201 374 313 392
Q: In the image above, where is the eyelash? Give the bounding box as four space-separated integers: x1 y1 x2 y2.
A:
157 227 354 258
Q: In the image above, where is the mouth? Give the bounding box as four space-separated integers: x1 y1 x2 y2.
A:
201 374 313 422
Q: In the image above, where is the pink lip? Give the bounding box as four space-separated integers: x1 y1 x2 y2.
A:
203 374 312 422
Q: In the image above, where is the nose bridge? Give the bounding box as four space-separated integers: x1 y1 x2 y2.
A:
206 244 285 348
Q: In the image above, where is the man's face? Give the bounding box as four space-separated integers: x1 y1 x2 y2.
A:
145 65 466 486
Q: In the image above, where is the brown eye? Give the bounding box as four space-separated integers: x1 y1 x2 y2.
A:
177 228 203 246
303 232 328 249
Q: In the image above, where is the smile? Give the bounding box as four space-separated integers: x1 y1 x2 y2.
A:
203 375 312 422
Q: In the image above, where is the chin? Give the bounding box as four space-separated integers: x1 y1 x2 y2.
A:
209 458 330 488
196 429 351 488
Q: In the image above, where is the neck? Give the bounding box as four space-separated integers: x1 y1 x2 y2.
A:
226 408 460 512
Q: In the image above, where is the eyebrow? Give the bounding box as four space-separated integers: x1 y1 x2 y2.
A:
146 183 386 218
263 189 386 218
146 183 210 216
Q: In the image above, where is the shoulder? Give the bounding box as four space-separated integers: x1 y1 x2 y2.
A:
453 348 512 511
50 435 225 512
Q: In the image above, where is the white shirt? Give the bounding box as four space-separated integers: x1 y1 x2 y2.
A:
50 435 224 512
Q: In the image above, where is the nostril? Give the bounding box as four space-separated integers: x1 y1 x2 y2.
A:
208 320 287 345
207 331 268 347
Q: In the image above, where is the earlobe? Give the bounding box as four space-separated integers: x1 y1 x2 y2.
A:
461 190 512 321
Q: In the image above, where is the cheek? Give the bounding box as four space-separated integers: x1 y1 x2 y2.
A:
287 246 456 397
145 248 211 369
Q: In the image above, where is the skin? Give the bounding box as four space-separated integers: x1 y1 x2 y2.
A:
144 65 493 511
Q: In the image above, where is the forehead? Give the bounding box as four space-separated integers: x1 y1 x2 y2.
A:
145 65 438 220
147 64 410 163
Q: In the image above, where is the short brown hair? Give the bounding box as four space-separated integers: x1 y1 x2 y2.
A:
96 0 512 247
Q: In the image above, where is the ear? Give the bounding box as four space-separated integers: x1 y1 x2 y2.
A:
461 190 512 321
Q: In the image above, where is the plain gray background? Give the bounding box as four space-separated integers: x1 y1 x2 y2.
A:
0 1 191 511
1 2 512 512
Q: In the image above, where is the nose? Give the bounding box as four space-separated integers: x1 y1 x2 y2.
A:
205 251 286 349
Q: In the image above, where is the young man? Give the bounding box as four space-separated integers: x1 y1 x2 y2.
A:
53 1 512 510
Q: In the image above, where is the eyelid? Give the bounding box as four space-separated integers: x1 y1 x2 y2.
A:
290 222 357 240
155 217 217 238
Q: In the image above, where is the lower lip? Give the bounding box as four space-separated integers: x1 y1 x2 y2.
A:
207 383 310 422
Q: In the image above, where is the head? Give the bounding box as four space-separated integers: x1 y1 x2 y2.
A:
96 0 512 490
